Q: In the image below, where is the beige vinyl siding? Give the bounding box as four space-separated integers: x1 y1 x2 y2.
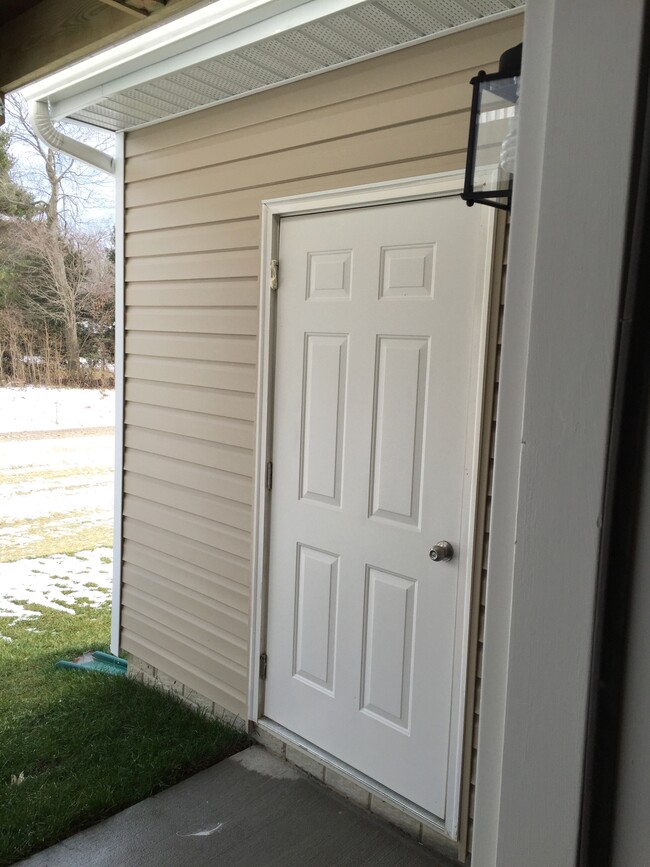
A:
457 215 508 859
121 14 523 723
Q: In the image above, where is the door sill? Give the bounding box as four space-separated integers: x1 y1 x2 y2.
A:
257 717 452 838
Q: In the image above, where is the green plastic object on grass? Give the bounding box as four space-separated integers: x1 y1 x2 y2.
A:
56 650 127 676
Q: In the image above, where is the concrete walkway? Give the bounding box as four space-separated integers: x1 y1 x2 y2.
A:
21 747 454 866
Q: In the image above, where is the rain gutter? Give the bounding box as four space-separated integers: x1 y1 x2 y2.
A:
28 99 115 175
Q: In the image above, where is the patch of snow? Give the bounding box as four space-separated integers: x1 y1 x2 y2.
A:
0 548 112 623
0 386 115 433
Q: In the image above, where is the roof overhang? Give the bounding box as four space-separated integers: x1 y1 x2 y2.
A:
0 0 211 95
23 0 524 134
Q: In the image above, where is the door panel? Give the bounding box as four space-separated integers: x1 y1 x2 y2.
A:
293 544 339 693
361 565 417 731
300 334 348 505
370 336 429 524
264 196 488 821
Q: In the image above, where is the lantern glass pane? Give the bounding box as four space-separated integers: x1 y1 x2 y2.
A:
471 75 519 196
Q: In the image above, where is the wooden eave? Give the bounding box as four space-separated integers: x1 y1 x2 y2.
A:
0 0 211 94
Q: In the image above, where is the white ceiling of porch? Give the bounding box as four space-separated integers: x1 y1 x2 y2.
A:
64 0 523 132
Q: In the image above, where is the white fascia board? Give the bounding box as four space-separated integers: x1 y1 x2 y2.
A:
22 0 366 121
22 0 309 102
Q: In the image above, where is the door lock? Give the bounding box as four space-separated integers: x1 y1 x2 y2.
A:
429 541 454 562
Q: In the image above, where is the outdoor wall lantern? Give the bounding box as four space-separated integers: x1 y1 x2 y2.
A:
461 42 522 211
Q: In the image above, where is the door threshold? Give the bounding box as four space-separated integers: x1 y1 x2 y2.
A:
257 717 451 837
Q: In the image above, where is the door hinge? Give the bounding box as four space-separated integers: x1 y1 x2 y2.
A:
265 460 273 491
259 652 268 680
270 259 279 292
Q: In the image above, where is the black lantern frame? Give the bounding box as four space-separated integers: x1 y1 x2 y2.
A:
461 43 522 212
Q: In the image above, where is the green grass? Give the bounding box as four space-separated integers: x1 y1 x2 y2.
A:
0 603 250 866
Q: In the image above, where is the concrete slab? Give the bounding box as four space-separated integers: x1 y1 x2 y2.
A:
20 747 455 866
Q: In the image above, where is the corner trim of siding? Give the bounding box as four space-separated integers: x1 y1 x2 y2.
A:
111 131 126 655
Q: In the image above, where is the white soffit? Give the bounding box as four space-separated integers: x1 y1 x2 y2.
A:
25 0 524 132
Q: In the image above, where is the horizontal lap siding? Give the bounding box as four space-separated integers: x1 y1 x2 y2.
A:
121 15 523 723
125 115 467 209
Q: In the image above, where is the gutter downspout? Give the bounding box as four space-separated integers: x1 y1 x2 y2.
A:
28 99 115 175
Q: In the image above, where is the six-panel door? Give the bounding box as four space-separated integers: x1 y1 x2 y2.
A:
264 197 487 819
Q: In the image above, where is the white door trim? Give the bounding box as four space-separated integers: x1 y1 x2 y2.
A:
249 170 496 839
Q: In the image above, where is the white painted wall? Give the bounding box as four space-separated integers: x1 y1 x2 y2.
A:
611 417 650 866
470 3 552 859
473 0 646 864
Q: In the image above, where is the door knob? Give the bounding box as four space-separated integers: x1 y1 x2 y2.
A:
429 541 454 562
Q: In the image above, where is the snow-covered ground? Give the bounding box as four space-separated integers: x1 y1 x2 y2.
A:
0 387 115 634
0 434 114 551
0 386 115 433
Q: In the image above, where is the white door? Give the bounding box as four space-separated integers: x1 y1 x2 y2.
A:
264 196 490 822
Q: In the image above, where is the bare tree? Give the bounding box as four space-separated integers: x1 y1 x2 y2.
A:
6 94 113 229
0 94 114 380
2 221 113 374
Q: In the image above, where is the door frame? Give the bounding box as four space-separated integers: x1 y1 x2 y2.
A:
249 170 496 839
